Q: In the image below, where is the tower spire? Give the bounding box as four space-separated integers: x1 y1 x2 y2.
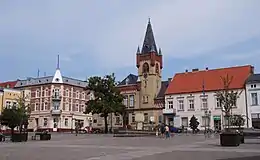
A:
136 46 140 54
141 18 158 54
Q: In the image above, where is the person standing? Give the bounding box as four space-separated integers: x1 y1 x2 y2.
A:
165 125 170 139
75 124 79 136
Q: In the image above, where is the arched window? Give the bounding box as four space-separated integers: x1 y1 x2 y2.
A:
156 63 159 74
142 62 149 73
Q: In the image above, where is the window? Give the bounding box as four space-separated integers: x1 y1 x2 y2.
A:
81 104 85 112
181 117 188 127
158 115 163 123
82 92 85 100
178 100 184 110
13 101 17 108
65 102 69 111
189 99 194 110
124 96 128 106
65 118 68 126
54 88 60 97
76 91 79 99
44 102 48 110
41 103 44 110
35 103 39 111
115 116 120 124
43 118 48 127
144 113 148 123
168 100 173 109
75 104 79 112
142 62 149 73
251 93 258 105
216 98 221 108
251 84 257 88
132 113 135 123
201 98 208 109
202 116 209 127
45 89 48 96
36 90 40 98
5 101 11 108
155 63 159 74
65 89 69 97
129 95 134 107
93 119 97 123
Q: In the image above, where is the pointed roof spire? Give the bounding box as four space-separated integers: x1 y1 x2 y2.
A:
52 55 63 83
136 46 140 54
158 48 162 55
141 18 158 54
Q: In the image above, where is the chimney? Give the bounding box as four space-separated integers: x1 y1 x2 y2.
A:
192 68 199 72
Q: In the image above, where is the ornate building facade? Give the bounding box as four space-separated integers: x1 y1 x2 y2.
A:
14 57 92 132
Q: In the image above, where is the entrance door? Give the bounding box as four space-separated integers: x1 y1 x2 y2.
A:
213 116 221 131
53 118 58 132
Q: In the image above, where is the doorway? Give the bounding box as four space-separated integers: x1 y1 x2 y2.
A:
213 116 221 131
53 118 58 132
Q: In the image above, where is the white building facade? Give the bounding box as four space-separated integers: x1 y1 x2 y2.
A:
246 74 260 129
164 65 254 131
164 90 250 130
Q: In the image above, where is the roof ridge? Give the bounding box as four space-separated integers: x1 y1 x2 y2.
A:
175 65 252 75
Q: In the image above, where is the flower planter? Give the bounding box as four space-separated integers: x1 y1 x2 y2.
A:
11 133 28 142
40 133 51 140
240 133 244 144
220 132 240 146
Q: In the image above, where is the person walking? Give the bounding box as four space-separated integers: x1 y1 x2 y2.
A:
165 125 170 139
75 124 79 136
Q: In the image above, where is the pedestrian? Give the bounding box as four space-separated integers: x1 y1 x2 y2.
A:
160 124 165 138
165 125 170 139
75 124 79 136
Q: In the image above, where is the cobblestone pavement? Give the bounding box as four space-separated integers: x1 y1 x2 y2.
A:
0 133 260 160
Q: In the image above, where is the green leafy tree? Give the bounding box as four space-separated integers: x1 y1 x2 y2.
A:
0 97 31 137
189 115 199 134
215 75 242 132
85 73 126 133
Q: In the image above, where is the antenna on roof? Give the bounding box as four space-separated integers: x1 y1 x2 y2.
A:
37 69 40 78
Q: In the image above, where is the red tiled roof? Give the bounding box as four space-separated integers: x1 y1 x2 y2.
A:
0 81 17 88
165 65 253 95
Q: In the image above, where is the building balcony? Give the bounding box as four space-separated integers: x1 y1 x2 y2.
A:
52 95 62 101
163 108 176 115
51 109 62 115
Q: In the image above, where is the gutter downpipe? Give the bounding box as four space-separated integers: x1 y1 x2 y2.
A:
245 86 249 128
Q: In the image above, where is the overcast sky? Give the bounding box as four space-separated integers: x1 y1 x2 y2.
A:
1 0 260 82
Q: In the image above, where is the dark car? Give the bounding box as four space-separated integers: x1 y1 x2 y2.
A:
169 126 182 133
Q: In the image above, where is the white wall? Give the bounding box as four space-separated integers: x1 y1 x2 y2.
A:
165 89 250 130
246 83 260 123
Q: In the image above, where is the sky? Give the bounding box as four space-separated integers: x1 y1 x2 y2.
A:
1 0 260 82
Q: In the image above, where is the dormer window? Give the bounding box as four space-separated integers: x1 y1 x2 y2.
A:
55 78 59 82
126 78 130 85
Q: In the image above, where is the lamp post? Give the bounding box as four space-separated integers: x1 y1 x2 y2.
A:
204 110 211 138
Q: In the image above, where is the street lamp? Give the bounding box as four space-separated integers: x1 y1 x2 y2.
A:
204 110 211 137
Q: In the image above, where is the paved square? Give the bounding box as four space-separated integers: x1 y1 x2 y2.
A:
0 133 260 160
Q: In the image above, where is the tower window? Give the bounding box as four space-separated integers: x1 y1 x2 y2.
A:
156 63 159 74
142 62 149 73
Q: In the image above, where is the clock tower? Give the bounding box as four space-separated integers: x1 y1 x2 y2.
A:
136 19 163 109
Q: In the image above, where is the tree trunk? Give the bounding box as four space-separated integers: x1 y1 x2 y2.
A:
11 127 14 140
104 115 108 134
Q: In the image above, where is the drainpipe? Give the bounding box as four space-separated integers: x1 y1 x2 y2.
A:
245 88 249 128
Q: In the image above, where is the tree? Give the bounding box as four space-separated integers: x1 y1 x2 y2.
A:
84 73 126 133
216 74 242 132
231 115 246 131
189 115 199 134
0 97 31 137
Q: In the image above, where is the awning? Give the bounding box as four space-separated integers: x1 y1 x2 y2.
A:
213 116 221 120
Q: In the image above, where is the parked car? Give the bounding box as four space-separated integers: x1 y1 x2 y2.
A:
169 126 182 133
